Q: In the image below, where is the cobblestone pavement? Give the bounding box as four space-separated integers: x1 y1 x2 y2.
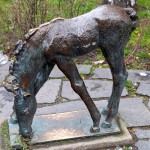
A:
0 63 150 150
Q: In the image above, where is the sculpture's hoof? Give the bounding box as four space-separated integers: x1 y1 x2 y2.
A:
90 126 100 133
101 121 112 128
101 107 109 116
10 115 18 124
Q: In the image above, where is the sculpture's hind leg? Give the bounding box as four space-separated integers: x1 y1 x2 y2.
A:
54 55 101 133
100 44 128 128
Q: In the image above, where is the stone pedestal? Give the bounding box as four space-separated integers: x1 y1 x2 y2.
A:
8 108 133 149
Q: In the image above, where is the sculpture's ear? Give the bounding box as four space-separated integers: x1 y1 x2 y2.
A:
130 0 137 7
3 83 18 95
24 92 31 98
14 40 23 54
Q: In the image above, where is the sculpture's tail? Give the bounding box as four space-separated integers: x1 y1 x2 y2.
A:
125 7 138 31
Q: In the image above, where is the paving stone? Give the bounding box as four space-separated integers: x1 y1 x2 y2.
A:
135 129 150 139
50 65 92 78
36 98 150 127
0 87 14 125
0 61 11 83
50 66 65 78
76 64 92 74
92 69 150 84
0 138 1 150
128 70 150 83
36 100 107 115
148 99 150 109
135 141 150 150
36 79 61 104
92 68 112 79
119 98 150 127
61 80 128 100
136 83 150 97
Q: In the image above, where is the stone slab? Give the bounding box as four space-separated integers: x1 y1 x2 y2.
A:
136 83 150 97
62 80 128 100
76 64 92 75
92 68 112 79
36 100 107 116
36 98 150 128
8 110 133 150
36 79 61 104
9 108 120 145
0 87 14 125
128 70 150 83
135 129 150 139
119 98 150 127
0 62 11 83
135 141 150 150
92 68 150 84
50 66 65 78
32 117 133 150
148 99 150 109
50 65 92 78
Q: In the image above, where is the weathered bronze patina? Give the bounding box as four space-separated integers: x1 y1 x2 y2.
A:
4 0 137 138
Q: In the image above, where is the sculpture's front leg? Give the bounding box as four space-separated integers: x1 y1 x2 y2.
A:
54 55 101 132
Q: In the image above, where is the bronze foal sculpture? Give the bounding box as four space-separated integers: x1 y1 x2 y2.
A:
4 1 137 137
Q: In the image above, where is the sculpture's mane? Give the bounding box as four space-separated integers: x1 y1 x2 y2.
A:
10 17 65 82
25 17 65 40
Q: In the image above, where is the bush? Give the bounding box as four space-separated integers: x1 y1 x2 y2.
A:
0 0 101 53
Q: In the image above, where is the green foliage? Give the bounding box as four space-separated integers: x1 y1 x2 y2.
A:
138 0 150 19
83 59 90 65
1 121 12 150
123 146 133 150
124 0 150 70
1 121 29 150
125 80 136 96
141 25 150 47
0 0 102 53
47 0 100 19
124 48 131 56
137 51 150 59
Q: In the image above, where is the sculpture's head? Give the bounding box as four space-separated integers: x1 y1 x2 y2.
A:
14 87 37 137
4 82 36 137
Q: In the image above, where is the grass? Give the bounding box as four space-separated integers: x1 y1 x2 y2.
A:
138 0 150 18
1 121 29 150
1 121 12 150
124 0 150 70
0 0 102 53
125 80 136 97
